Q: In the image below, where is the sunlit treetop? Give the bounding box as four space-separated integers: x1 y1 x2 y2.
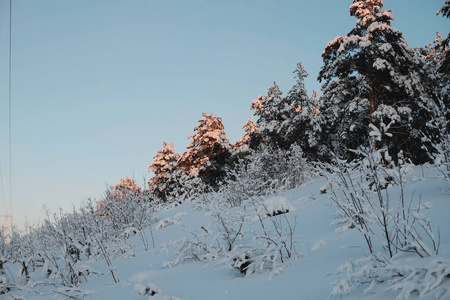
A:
178 112 230 176
148 141 180 191
112 176 142 198
234 117 258 148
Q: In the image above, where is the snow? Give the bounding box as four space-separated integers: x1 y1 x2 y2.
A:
379 43 392 53
311 239 326 251
156 212 187 230
259 196 295 216
373 57 389 70
3 166 450 299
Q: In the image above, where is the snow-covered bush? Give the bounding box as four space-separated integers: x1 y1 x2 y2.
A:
330 148 439 258
219 144 315 206
96 186 156 251
258 196 295 217
164 169 211 204
162 143 311 276
329 147 443 299
0 177 160 298
163 200 249 267
0 229 13 295
156 212 187 230
164 194 301 278
330 254 450 300
424 97 450 189
227 197 300 278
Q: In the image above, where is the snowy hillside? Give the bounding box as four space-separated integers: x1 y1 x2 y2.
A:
3 164 449 300
1 1 449 299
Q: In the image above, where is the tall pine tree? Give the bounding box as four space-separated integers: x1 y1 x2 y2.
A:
148 141 180 201
250 81 298 149
250 82 285 148
281 62 321 159
435 1 450 106
318 0 436 163
234 117 258 149
178 112 231 187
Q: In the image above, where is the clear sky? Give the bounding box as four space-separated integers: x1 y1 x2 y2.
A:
0 0 448 228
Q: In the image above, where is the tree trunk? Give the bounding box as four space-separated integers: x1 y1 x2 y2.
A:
368 57 377 151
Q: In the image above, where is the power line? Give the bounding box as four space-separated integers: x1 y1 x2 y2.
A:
8 0 13 227
0 160 5 212
0 159 11 236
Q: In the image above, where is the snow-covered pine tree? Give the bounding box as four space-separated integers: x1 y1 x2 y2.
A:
250 83 287 148
288 62 311 113
178 112 231 188
280 62 321 159
148 141 180 202
421 5 450 185
229 117 258 171
438 0 450 20
233 117 258 150
424 32 449 126
279 62 309 147
250 82 299 149
435 1 450 107
318 0 437 164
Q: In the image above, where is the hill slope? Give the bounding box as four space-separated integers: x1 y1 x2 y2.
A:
5 165 450 300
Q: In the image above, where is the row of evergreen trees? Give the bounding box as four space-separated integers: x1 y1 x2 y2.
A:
120 0 449 203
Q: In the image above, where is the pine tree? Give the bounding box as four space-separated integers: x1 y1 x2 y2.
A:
318 0 436 163
438 0 450 19
148 141 180 201
249 64 320 154
250 83 283 148
424 32 449 108
251 83 284 130
158 166 208 203
234 117 258 149
287 62 311 112
178 112 231 187
250 82 294 149
280 62 321 158
435 1 450 102
279 62 310 146
423 3 450 161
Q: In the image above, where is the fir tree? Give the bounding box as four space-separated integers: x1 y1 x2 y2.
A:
250 82 284 148
148 142 180 202
178 112 231 187
435 1 450 103
287 62 311 112
281 62 321 159
279 62 310 146
250 83 284 133
250 63 319 154
438 0 450 19
318 0 436 163
234 117 258 149
250 82 293 149
423 4 450 155
424 32 449 110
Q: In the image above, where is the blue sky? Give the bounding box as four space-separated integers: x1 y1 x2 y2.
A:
0 0 448 227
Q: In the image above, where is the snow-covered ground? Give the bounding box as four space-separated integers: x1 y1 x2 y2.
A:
5 165 450 299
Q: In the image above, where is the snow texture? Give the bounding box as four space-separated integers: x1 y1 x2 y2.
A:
1 166 449 300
